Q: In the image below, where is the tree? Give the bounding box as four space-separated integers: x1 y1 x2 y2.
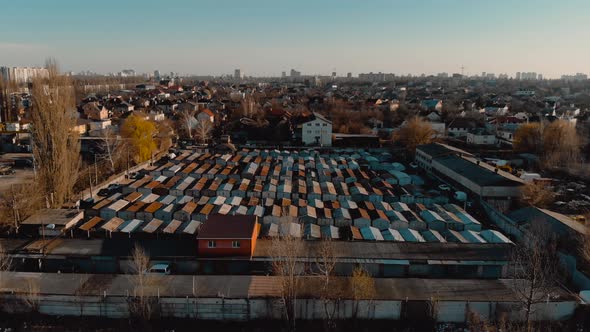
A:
349 266 376 319
194 119 213 144
513 123 542 154
0 78 18 123
120 115 158 163
128 244 158 322
0 242 12 289
23 277 40 314
511 223 559 331
271 235 304 331
97 127 124 173
315 239 340 329
520 182 554 208
396 116 436 156
0 184 43 233
30 61 80 207
178 108 196 139
542 120 581 168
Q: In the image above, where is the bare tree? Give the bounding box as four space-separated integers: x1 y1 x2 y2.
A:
0 184 43 232
271 235 304 331
128 244 157 321
239 94 258 118
30 60 80 207
97 127 124 173
194 119 213 144
542 120 581 168
0 242 12 289
520 182 554 208
178 108 196 139
22 277 41 314
0 78 18 123
511 223 559 331
315 239 340 329
349 266 376 319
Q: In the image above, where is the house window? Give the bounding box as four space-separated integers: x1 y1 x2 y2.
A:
208 240 216 248
307 130 312 134
307 123 312 126
322 123 327 127
232 241 241 248
316 123 320 126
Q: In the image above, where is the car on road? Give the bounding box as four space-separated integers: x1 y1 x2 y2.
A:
97 188 110 197
438 184 451 191
107 183 122 193
409 162 418 169
129 172 141 180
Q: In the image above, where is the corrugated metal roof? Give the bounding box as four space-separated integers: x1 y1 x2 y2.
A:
101 217 125 232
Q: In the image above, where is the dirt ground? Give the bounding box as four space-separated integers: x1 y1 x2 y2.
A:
0 168 34 193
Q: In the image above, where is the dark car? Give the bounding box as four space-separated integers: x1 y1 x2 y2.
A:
107 184 122 193
97 188 110 197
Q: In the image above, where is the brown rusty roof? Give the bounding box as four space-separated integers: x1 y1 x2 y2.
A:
197 215 258 239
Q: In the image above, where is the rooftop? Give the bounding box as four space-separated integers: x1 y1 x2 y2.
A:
197 215 258 239
434 155 523 188
21 209 83 227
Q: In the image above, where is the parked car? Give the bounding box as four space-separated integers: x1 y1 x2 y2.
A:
97 188 110 197
409 162 418 169
438 184 451 191
107 183 122 193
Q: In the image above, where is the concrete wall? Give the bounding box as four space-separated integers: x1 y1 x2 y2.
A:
0 294 576 323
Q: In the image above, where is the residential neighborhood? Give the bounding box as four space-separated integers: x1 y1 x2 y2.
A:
0 1 590 331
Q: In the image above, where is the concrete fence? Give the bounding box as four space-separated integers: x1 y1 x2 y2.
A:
0 294 577 323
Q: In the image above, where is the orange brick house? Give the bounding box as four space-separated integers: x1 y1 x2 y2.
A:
197 215 260 257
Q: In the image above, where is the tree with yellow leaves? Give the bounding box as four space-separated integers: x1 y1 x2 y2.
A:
542 120 581 168
120 115 158 163
396 116 436 156
513 123 542 154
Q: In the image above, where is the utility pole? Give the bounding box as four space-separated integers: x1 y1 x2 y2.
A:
88 170 93 199
94 154 98 186
11 184 19 233
126 145 130 178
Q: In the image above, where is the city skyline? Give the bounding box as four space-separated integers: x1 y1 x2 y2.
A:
1 0 589 78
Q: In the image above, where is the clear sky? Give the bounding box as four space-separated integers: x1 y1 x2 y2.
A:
1 0 588 78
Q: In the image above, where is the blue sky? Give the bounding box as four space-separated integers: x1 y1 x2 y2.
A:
1 0 588 77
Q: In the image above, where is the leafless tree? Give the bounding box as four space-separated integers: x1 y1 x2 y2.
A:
22 277 40 313
0 184 43 232
511 222 559 331
97 127 124 173
520 182 555 208
315 239 340 329
178 108 197 139
240 94 258 118
0 78 18 123
128 244 158 321
30 60 80 207
271 235 304 331
194 119 213 144
542 120 581 168
0 242 12 289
